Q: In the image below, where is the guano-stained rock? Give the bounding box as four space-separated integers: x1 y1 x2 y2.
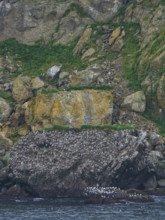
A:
9 129 153 197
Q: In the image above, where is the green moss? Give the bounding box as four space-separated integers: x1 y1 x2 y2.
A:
44 124 69 131
0 90 15 107
63 3 89 17
44 123 136 132
80 124 136 131
41 85 112 94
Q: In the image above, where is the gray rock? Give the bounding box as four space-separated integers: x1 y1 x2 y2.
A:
121 91 146 113
47 65 61 78
148 151 164 165
0 97 11 122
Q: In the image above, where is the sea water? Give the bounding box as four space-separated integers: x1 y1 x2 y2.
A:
0 196 165 220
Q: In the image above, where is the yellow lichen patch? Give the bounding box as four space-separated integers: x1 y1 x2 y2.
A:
109 27 121 45
51 90 113 128
33 94 55 122
23 90 113 129
23 93 55 126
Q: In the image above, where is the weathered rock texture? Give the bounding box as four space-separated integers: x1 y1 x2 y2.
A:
121 91 146 113
10 129 153 197
0 0 125 44
23 90 113 130
12 76 33 103
0 98 11 122
0 132 12 184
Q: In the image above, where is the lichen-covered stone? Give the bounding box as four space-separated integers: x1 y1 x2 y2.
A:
82 48 96 60
0 98 11 123
12 76 33 103
73 28 92 55
31 77 44 89
121 91 146 113
51 90 113 127
109 27 121 45
71 64 101 86
23 90 113 129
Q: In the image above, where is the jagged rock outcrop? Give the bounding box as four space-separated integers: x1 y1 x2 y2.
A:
10 129 154 197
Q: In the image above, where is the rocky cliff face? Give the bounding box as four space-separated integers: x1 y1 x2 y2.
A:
0 0 126 44
0 0 165 197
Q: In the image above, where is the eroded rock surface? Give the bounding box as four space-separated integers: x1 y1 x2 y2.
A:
10 129 153 197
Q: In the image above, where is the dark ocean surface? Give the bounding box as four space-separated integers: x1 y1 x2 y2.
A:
0 196 165 220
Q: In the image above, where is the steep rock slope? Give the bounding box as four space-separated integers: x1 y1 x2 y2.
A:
0 0 165 196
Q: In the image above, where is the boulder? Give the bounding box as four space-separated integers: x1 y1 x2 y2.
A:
10 129 153 197
47 65 61 78
0 98 11 122
82 48 96 60
31 77 44 89
23 89 113 130
12 76 33 103
71 64 101 86
121 91 146 113
73 28 92 55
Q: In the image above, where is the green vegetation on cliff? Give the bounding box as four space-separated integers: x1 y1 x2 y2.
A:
63 3 89 18
41 85 112 94
44 124 136 132
0 37 87 77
